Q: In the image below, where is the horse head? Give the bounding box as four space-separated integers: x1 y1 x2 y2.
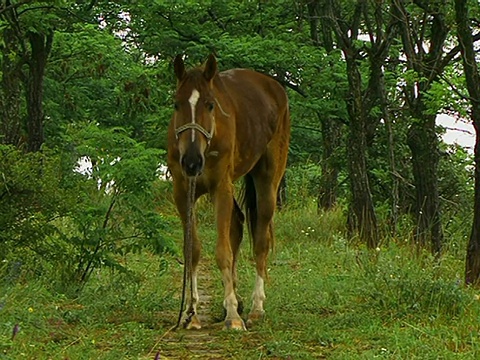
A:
172 54 217 177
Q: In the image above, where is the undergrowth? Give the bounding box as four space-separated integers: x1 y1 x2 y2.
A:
1 194 479 359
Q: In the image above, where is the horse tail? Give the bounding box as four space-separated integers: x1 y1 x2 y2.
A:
243 173 257 245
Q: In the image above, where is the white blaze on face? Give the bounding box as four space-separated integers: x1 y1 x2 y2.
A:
188 89 200 142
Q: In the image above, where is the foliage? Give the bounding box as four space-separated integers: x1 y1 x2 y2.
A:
438 144 475 211
0 132 174 290
0 145 74 257
5 0 475 236
0 3 479 357
44 23 172 150
284 162 323 207
285 161 348 209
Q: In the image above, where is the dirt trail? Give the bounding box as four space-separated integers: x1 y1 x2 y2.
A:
150 258 228 360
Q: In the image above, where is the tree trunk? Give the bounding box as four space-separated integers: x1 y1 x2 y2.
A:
25 31 53 152
0 27 22 146
454 0 480 286
407 115 443 254
318 115 341 210
309 0 342 211
466 123 480 285
373 59 399 236
345 56 378 248
393 0 447 255
366 33 398 234
323 0 380 247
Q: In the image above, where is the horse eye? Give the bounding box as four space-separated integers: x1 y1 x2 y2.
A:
173 102 179 111
207 102 214 112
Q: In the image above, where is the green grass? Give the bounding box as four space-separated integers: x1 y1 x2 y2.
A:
1 202 480 359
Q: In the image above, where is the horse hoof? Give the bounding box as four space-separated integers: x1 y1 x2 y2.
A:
246 311 265 328
184 315 202 330
223 318 246 331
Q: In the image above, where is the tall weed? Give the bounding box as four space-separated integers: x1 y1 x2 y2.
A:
357 245 471 319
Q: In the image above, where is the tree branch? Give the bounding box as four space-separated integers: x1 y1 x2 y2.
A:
86 0 97 11
325 0 350 51
438 32 480 72
392 0 419 72
274 76 307 97
439 73 476 102
158 12 204 44
17 5 54 16
0 0 31 16
350 0 365 41
207 8 227 32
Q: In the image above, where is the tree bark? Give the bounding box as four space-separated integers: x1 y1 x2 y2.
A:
0 27 22 146
310 0 342 211
393 0 446 255
325 0 379 246
454 0 480 286
344 55 378 248
25 30 53 152
407 115 443 254
364 5 398 234
318 115 341 210
323 0 397 247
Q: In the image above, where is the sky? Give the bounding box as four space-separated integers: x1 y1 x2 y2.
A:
436 114 476 153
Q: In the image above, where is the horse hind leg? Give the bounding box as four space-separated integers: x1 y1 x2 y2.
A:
246 160 283 328
248 202 273 327
230 198 245 314
214 186 246 330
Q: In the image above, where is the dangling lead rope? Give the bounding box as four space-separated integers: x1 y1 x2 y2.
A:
174 176 196 330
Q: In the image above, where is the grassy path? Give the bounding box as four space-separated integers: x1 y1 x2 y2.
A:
2 206 480 359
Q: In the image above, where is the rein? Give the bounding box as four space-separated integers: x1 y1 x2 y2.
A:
174 176 197 330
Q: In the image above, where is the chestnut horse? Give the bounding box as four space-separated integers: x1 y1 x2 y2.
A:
167 54 290 330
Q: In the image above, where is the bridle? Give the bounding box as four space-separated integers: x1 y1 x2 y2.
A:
174 122 214 145
174 98 229 146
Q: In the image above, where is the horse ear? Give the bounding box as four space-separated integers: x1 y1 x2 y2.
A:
174 55 185 81
203 54 217 82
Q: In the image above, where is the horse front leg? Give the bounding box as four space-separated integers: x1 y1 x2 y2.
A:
213 184 246 331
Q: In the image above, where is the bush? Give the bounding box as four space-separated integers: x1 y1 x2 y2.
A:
284 162 322 208
0 126 175 291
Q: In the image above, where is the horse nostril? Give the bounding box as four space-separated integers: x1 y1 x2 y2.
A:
181 152 204 177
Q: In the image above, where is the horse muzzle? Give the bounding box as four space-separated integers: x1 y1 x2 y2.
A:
180 145 205 177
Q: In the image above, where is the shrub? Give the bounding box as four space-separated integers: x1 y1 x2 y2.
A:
0 126 175 291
